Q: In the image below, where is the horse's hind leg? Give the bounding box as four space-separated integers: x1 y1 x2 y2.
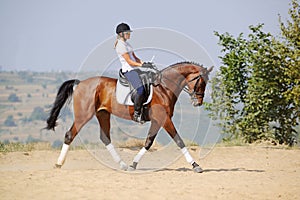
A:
55 123 76 168
96 110 127 170
56 107 94 168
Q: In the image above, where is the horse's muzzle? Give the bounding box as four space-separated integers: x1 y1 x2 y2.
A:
193 102 202 107
192 99 203 107
190 93 204 107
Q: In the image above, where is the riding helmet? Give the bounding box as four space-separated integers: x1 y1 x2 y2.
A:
116 23 132 34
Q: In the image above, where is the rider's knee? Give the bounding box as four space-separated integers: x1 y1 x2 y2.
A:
137 86 145 96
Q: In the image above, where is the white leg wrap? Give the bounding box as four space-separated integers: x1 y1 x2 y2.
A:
57 143 70 166
181 147 194 164
133 147 147 163
119 160 128 170
106 143 121 163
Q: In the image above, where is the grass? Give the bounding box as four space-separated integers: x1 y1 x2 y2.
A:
184 139 200 147
116 139 161 151
216 137 300 150
0 142 52 153
116 139 147 150
116 139 200 151
0 141 87 153
1 140 298 154
217 138 249 147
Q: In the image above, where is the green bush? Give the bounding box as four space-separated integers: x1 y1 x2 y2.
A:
4 115 16 127
52 140 63 149
8 93 21 102
207 0 299 146
26 135 41 144
29 106 48 121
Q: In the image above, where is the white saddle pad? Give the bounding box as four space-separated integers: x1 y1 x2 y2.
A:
116 80 153 106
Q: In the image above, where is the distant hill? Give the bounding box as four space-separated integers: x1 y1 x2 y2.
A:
0 71 221 147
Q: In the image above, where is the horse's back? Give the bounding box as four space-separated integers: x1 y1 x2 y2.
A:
75 76 117 99
74 76 99 95
76 76 116 92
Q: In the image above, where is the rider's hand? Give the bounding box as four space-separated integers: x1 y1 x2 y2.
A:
142 62 154 68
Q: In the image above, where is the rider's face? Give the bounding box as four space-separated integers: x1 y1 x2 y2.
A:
123 31 131 40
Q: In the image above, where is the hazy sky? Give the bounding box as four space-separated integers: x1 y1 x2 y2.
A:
0 0 290 71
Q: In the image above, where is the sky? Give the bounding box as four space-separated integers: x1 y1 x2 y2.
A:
0 0 291 72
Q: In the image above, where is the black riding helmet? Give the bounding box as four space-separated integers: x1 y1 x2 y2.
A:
116 23 132 34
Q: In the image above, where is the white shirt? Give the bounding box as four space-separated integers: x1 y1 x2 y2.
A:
115 39 137 73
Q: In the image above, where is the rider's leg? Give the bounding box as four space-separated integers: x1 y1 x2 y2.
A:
133 87 145 122
124 70 145 123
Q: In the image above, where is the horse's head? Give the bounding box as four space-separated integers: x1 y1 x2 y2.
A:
185 66 213 106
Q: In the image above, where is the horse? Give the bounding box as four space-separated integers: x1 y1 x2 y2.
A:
46 61 213 173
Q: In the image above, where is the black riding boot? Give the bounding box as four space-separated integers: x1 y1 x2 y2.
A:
133 94 145 124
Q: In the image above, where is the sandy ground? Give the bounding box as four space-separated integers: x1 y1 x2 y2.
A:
0 146 299 200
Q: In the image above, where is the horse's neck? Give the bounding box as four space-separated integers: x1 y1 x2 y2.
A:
161 65 195 97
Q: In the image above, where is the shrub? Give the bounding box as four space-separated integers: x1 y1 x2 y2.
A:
52 140 63 149
207 1 300 146
8 93 21 102
29 106 48 121
26 135 41 144
4 115 16 127
42 83 47 89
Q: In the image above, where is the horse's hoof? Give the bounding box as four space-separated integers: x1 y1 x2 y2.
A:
54 164 62 169
127 166 136 171
127 162 138 172
119 161 128 171
192 162 203 173
193 166 203 173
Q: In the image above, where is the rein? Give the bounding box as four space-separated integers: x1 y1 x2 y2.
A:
183 75 205 98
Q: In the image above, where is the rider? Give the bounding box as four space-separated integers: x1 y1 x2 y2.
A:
114 22 145 123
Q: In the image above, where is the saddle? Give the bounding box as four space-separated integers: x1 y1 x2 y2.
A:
116 63 161 106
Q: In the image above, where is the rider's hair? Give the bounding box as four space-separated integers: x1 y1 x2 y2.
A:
114 35 120 49
114 33 125 49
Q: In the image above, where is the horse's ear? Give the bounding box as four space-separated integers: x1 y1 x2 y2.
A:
207 66 214 73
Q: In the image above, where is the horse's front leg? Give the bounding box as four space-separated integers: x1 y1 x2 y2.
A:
163 117 203 173
128 120 161 171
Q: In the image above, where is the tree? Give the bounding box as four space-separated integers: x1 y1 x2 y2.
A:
4 115 17 127
8 93 21 102
275 0 300 144
207 0 299 145
29 106 48 121
26 135 41 143
52 140 63 148
207 32 249 140
279 0 300 111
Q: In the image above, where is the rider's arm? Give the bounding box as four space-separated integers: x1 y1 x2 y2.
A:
122 53 143 67
132 52 143 64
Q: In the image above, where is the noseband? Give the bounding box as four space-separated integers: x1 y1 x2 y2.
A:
183 75 205 99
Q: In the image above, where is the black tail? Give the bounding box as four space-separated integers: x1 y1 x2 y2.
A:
46 79 80 130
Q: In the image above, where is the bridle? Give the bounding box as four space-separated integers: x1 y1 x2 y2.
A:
183 74 206 99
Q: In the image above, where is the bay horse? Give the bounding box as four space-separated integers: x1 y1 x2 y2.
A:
46 62 213 173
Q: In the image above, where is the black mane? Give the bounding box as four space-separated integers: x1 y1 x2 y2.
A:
162 61 204 72
168 61 203 68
